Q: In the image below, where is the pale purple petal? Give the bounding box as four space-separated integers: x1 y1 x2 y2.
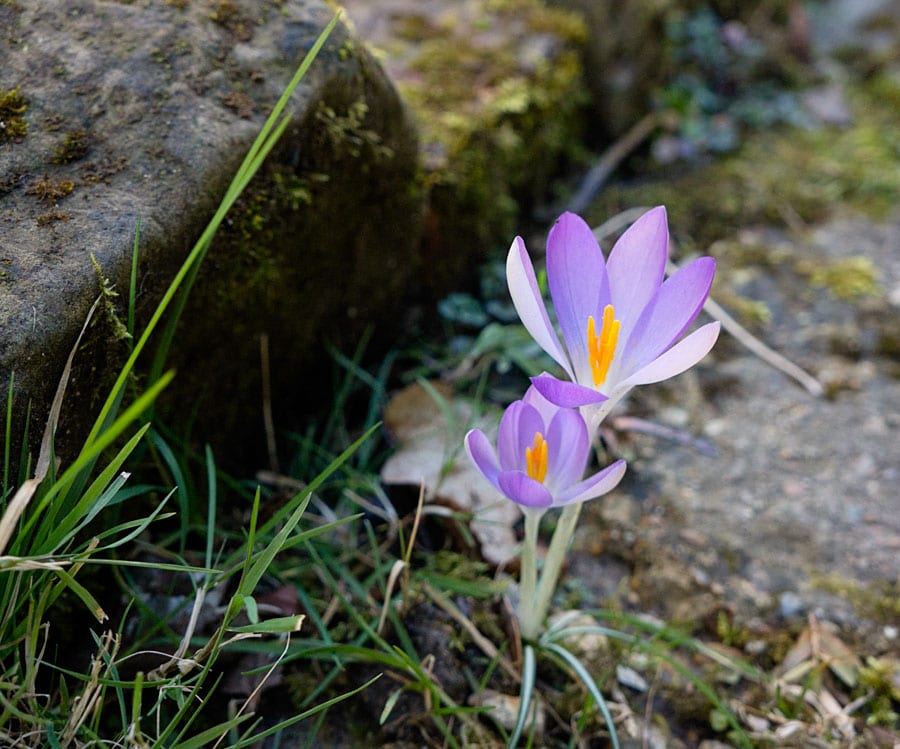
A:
546 409 589 490
618 257 716 377
616 322 720 389
531 373 608 408
521 385 559 426
506 237 571 377
546 213 607 379
465 429 502 492
606 206 668 337
555 459 626 506
498 471 554 508
497 402 543 472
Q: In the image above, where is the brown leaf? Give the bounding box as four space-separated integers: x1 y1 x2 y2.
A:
381 382 520 566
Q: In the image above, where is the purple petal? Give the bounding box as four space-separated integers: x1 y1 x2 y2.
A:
618 257 716 378
464 429 502 492
546 409 589 489
606 206 668 337
522 385 560 426
617 322 720 389
498 471 555 508
556 459 627 506
531 373 608 408
546 213 607 380
497 401 543 472
507 237 571 377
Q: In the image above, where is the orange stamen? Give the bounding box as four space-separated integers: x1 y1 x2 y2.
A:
587 304 620 386
525 432 548 483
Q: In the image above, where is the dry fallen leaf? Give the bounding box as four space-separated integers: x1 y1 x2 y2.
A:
381 381 520 566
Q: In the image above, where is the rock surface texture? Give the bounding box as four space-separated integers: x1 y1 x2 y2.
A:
0 0 422 463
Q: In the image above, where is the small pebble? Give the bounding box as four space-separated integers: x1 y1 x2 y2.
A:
779 591 805 618
616 664 648 692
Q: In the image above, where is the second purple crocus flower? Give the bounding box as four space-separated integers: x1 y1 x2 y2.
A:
465 386 626 510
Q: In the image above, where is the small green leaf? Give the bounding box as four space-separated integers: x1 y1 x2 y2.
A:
228 615 304 634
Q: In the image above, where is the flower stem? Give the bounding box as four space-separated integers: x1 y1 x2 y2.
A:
530 501 582 634
517 508 543 641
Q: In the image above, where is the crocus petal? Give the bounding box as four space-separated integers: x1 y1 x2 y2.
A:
606 206 668 337
616 321 721 390
531 373 608 408
522 385 559 426
556 459 627 506
546 213 607 380
507 237 571 377
497 402 544 472
618 257 716 377
546 408 589 490
464 429 502 492
498 471 554 508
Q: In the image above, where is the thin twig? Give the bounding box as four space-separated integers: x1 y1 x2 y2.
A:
677 262 824 397
563 112 666 217
422 581 520 683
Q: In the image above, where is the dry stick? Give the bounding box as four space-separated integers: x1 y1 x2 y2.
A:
378 483 425 634
422 581 520 684
668 258 824 397
564 112 665 216
592 209 824 397
0 296 101 556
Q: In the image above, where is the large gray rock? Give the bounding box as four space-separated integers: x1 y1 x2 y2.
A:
0 0 423 465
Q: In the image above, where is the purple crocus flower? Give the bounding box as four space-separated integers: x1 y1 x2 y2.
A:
465 387 626 509
506 207 720 410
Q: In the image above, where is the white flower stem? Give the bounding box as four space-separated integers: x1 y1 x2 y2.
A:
531 500 581 634
517 508 544 641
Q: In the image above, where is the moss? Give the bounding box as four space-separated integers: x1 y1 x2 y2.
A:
53 129 92 163
314 99 392 162
0 86 28 142
208 0 254 41
381 0 589 285
26 177 75 202
802 255 882 300
35 210 71 226
90 255 131 343
811 575 900 625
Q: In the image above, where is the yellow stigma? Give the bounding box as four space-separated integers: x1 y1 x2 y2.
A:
587 304 621 386
525 432 548 483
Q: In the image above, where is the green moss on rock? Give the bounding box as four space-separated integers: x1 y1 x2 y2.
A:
0 86 28 142
344 0 590 289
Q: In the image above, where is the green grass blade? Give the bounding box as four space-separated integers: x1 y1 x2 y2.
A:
14 371 174 552
41 424 150 551
3 372 12 503
543 643 619 749
509 643 536 749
